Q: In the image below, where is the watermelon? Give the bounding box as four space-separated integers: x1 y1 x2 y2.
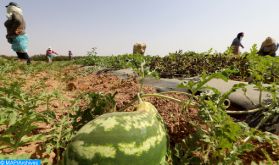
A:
64 101 168 165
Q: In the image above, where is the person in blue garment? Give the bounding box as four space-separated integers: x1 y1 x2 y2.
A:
4 2 31 64
46 47 58 63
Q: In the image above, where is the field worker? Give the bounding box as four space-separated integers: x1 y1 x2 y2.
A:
231 32 244 55
4 2 31 64
133 43 146 55
46 47 58 63
68 50 73 60
258 37 279 57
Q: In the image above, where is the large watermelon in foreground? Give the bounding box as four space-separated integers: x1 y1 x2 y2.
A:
64 101 168 165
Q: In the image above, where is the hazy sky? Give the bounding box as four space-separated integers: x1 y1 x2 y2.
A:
1 0 279 56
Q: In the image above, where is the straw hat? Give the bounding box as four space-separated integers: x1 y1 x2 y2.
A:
263 37 276 46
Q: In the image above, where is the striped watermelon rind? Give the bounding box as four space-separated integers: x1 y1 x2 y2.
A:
64 101 168 165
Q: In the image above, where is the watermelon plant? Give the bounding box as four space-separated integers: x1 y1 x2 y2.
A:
0 81 57 150
71 92 117 131
170 70 279 164
0 47 278 164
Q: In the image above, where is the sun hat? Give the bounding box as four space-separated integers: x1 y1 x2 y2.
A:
6 2 20 8
263 37 276 46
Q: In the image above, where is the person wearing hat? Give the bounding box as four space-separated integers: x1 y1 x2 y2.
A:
258 37 279 57
230 32 245 55
4 2 31 64
133 43 146 55
46 47 58 63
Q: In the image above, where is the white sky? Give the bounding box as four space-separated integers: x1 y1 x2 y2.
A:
1 0 279 56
